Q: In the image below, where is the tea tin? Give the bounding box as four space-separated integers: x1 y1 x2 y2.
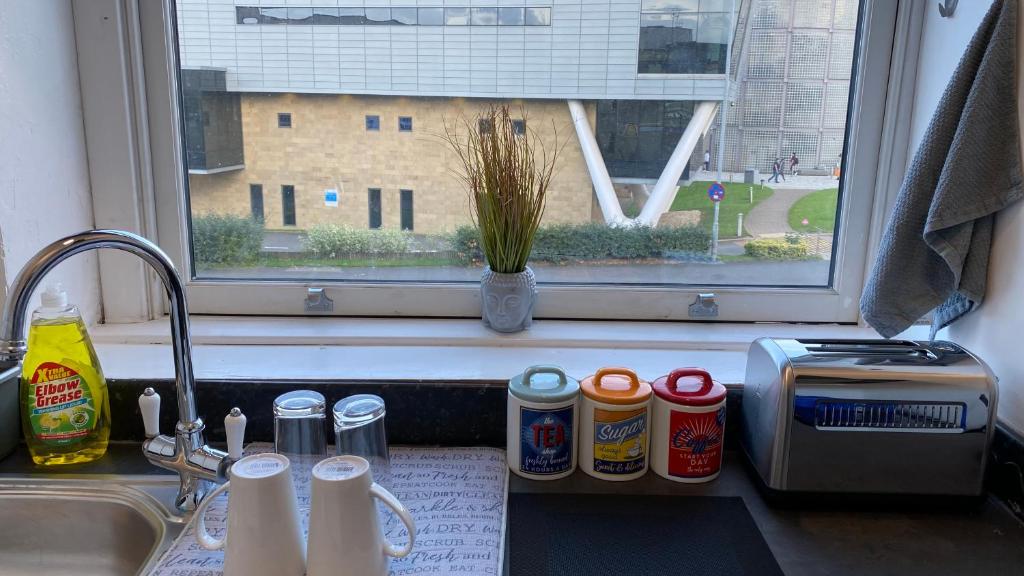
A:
651 368 727 483
579 367 652 481
507 365 580 480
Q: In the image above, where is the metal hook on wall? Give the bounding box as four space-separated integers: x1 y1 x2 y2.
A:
938 0 958 18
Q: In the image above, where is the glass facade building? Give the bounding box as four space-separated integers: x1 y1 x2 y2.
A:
704 0 859 174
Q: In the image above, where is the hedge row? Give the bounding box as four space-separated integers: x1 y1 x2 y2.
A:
305 224 409 257
192 214 264 266
452 222 710 263
743 237 810 260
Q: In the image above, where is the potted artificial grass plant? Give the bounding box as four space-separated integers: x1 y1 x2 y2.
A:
444 105 562 332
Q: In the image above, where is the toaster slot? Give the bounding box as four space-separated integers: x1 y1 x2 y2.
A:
796 398 966 432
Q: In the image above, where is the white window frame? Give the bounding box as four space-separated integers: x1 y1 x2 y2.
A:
77 0 920 324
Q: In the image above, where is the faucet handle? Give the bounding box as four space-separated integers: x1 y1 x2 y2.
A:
139 388 161 438
225 407 246 460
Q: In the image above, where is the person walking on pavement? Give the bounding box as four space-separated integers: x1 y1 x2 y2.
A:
789 153 799 176
768 158 781 183
703 149 711 172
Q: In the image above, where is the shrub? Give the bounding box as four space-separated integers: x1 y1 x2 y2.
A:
451 226 483 263
744 237 810 260
451 222 710 263
305 224 409 257
191 214 264 266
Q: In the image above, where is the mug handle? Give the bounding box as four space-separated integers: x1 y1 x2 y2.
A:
370 482 416 558
194 481 231 551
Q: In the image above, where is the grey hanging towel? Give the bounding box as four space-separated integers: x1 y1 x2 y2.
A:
861 0 1022 338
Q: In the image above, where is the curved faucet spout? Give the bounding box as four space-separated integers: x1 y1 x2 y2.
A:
0 230 227 510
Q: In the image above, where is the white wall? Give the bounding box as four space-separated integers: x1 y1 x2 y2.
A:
0 1 101 324
909 0 1024 436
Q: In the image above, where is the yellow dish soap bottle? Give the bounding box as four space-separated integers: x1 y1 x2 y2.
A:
21 283 110 465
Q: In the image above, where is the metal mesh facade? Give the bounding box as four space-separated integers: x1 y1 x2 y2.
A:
709 0 859 173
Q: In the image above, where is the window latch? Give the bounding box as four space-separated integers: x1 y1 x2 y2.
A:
304 287 334 313
688 293 719 319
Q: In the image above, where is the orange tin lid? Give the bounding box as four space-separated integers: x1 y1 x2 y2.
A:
580 367 652 405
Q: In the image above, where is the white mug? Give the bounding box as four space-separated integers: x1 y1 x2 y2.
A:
307 455 416 576
193 453 306 576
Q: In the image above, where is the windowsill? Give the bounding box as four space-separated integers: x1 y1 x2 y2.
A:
89 317 928 383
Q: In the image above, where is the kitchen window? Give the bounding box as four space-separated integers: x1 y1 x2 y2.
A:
93 0 904 321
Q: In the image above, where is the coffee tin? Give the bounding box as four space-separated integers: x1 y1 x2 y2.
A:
507 365 580 480
579 367 652 481
651 368 727 483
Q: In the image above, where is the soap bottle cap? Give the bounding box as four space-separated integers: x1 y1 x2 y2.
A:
40 283 69 309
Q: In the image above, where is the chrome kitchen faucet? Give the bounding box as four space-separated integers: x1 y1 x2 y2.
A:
0 230 240 510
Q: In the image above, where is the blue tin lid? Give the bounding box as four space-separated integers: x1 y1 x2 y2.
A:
509 365 580 404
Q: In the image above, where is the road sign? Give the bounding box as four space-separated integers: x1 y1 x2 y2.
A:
707 182 726 203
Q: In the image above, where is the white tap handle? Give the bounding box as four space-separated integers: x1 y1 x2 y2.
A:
139 388 161 438
225 407 246 460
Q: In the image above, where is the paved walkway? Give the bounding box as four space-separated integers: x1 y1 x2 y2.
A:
694 170 840 191
743 186 814 237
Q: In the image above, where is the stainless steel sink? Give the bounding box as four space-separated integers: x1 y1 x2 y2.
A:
0 476 186 575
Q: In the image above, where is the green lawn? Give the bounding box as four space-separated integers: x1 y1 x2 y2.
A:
670 180 773 239
788 188 838 233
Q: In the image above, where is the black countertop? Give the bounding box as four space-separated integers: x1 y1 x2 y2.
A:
3 443 1023 576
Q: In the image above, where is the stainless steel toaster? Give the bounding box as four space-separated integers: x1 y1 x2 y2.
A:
741 339 998 496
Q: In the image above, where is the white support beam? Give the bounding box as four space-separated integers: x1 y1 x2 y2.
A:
567 100 628 226
636 101 720 227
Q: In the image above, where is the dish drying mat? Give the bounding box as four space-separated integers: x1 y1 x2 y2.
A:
508 493 783 576
150 445 508 576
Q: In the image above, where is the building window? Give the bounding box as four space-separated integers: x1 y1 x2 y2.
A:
400 190 414 231
471 8 498 26
250 184 264 221
524 7 551 26
638 1 730 75
498 8 525 26
478 119 493 135
445 8 470 26
368 188 382 229
418 7 444 26
278 112 292 128
237 6 552 27
281 185 296 226
365 115 380 131
399 117 413 132
512 119 526 135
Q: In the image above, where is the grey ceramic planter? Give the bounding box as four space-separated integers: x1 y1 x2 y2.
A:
480 266 537 333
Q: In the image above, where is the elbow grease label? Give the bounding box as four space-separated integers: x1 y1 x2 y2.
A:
27 361 96 445
520 405 574 475
668 407 726 479
593 407 647 475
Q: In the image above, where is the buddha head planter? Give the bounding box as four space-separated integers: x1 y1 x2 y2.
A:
481 266 537 333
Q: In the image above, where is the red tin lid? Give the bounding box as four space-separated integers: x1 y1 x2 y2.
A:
652 368 726 406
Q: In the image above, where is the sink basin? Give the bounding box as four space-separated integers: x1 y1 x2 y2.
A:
0 477 185 575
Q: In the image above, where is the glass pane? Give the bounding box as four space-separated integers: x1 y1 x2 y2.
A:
445 8 470 26
391 8 417 25
524 7 551 26
338 8 366 25
311 8 340 25
419 8 444 26
177 0 861 289
471 8 498 26
364 8 391 25
498 7 525 26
